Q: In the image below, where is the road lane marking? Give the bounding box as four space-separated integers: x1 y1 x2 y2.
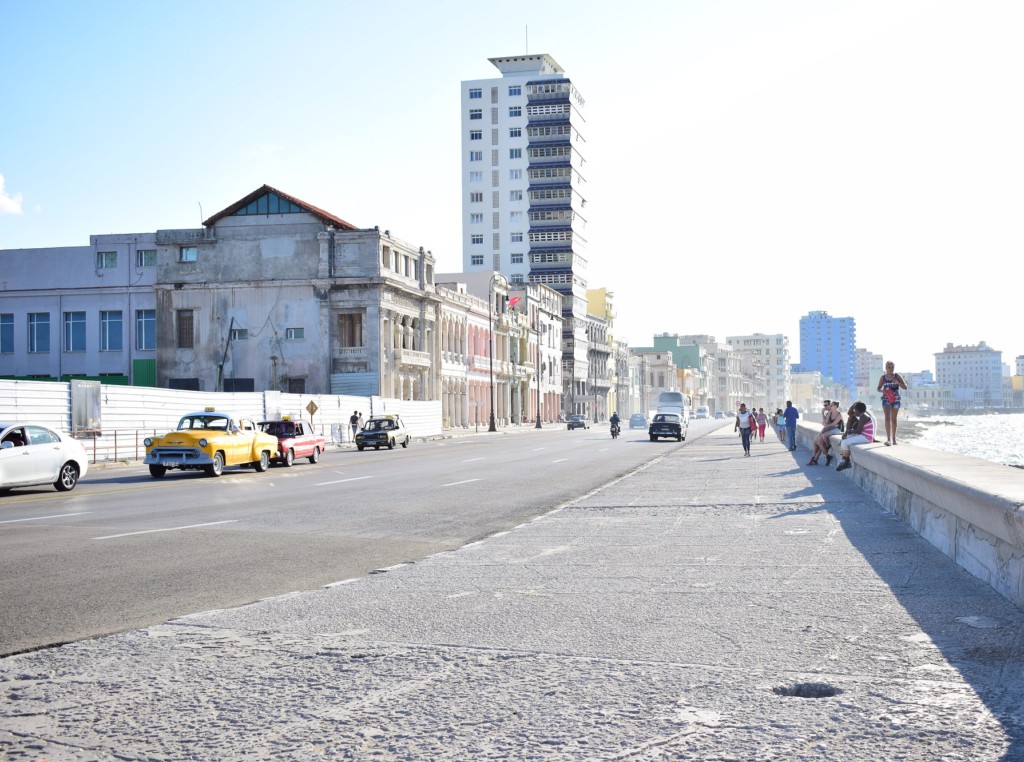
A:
0 512 92 524
552 458 568 463
532 447 546 451
93 520 238 540
443 478 481 487
462 457 485 463
316 476 374 486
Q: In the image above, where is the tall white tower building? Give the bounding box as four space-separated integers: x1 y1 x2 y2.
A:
460 54 591 416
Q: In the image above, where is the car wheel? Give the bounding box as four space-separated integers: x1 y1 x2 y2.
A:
54 462 79 492
205 452 225 477
677 435 683 441
650 435 657 441
149 464 167 479
283 449 294 467
309 447 320 464
401 437 409 448
357 444 365 451
387 437 395 450
255 451 270 472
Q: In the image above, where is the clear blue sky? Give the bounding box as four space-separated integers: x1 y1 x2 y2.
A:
2 0 1021 377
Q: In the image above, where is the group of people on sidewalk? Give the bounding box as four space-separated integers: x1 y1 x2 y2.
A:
737 361 908 472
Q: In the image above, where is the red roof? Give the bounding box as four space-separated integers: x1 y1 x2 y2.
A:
202 184 359 230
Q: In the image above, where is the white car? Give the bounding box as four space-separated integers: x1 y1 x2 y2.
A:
0 422 89 492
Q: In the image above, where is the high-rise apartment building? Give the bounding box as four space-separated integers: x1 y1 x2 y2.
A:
725 333 791 405
935 341 1003 409
460 54 590 415
794 310 856 391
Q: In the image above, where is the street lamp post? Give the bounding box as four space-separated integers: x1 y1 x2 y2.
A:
488 272 507 433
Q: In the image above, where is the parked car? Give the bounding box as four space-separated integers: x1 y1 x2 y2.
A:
714 411 727 420
258 418 325 466
649 413 684 442
0 422 89 492
566 415 590 430
144 409 278 478
628 413 648 429
695 406 710 419
355 414 410 451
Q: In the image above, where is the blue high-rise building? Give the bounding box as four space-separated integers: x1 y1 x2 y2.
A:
794 310 856 390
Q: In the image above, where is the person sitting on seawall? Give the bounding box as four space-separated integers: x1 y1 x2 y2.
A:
836 401 875 472
808 400 844 466
877 360 908 446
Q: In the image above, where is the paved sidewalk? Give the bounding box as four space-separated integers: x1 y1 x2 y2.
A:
2 428 1023 760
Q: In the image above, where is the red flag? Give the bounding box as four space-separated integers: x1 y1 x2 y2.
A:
508 296 522 308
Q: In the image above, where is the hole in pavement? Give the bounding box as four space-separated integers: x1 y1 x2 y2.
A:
772 682 842 699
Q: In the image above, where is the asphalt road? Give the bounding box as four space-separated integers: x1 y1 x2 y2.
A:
0 420 722 655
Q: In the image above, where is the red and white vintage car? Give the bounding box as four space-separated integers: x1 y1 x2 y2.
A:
257 419 326 467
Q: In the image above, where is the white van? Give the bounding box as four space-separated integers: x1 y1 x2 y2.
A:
655 391 690 440
695 405 710 419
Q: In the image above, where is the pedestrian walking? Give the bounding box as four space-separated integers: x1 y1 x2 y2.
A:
735 403 755 456
349 410 360 441
754 407 768 442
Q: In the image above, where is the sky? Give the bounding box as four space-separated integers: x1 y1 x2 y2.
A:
2 0 1022 376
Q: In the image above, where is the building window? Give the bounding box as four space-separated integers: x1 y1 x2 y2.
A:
338 313 363 348
469 171 482 182
510 211 524 223
510 273 525 283
511 253 524 264
508 85 521 96
470 130 482 140
509 148 522 159
136 249 156 267
469 88 482 99
63 311 86 352
223 378 255 392
176 309 194 349
230 327 249 341
471 254 484 266
136 309 156 350
509 169 522 180
179 246 197 263
511 232 523 243
286 327 304 340
99 310 123 351
509 106 522 117
287 378 306 394
509 127 522 138
469 109 482 120
0 313 13 354
470 192 483 203
471 234 484 245
469 151 482 162
470 213 483 224
96 251 117 269
509 190 523 201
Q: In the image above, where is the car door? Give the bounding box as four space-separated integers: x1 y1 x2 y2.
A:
0 427 36 486
21 426 65 485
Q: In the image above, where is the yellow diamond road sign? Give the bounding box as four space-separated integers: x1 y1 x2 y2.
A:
306 401 319 416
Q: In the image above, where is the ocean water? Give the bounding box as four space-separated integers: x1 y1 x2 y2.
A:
900 412 1024 468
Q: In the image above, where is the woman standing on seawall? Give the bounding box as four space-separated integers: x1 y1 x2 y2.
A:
877 361 908 446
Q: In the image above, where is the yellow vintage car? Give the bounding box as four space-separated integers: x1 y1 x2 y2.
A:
144 410 278 478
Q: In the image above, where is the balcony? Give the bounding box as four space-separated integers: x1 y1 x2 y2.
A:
395 347 431 368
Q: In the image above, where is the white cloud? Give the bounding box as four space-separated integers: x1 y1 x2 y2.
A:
0 174 24 215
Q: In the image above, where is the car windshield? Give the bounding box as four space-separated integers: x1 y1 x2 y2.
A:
178 415 230 430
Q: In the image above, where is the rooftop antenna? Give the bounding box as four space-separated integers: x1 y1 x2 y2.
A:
525 25 528 54
198 202 203 225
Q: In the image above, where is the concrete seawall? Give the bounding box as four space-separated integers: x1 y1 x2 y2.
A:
794 420 1024 608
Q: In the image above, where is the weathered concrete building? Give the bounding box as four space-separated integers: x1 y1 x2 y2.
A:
152 185 441 397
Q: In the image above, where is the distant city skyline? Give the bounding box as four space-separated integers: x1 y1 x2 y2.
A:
2 1 1021 374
